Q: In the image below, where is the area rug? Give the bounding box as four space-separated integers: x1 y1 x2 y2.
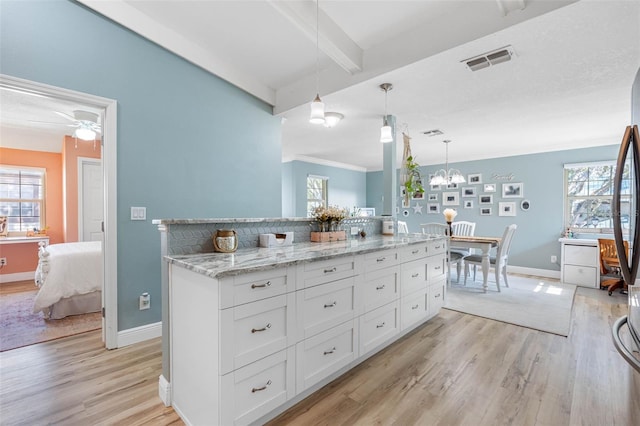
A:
0 284 101 352
444 275 577 336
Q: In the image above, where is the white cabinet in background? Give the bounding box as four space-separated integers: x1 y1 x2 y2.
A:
559 239 599 288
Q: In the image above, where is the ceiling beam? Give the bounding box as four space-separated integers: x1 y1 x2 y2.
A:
267 0 363 75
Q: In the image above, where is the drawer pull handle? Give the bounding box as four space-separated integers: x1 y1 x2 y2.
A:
434 293 441 298
251 380 272 393
376 257 386 262
412 304 420 310
251 323 272 333
323 347 337 355
412 249 419 254
324 267 337 273
376 284 386 290
434 266 441 270
411 273 419 278
376 322 386 329
324 301 337 308
251 281 271 289
435 245 442 249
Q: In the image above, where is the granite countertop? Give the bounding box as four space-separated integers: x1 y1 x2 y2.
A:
166 234 444 279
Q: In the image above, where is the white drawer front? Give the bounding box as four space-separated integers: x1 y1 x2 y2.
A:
220 347 295 426
401 290 427 331
428 254 447 282
428 239 447 256
563 264 597 287
563 244 597 266
301 256 357 288
297 277 357 340
363 266 400 312
363 249 399 272
296 319 358 392
399 243 428 262
359 300 399 356
220 268 292 309
428 280 446 315
220 293 295 374
401 259 427 296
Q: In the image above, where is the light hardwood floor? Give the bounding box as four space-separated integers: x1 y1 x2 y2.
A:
1 286 638 425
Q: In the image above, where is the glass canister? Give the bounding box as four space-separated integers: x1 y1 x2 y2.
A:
213 229 238 253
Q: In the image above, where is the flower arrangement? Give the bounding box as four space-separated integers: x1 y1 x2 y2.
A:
312 205 349 231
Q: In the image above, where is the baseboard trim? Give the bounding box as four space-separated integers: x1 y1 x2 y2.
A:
0 271 35 283
509 266 561 280
158 374 171 406
117 321 162 348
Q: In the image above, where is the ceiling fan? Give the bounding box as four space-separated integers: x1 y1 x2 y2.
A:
29 109 102 141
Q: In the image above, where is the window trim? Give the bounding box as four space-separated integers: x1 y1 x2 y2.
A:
0 165 46 232
306 175 328 217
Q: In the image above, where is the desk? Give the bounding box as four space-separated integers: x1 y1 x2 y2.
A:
450 236 501 292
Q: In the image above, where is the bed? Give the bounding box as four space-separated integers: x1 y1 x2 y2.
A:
34 241 102 319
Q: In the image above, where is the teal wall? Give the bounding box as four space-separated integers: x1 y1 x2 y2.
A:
1 0 282 330
284 160 367 217
367 144 620 271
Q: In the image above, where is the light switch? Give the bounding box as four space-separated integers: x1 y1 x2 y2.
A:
131 207 146 221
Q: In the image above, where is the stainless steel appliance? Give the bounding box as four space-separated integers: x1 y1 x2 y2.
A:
612 67 640 372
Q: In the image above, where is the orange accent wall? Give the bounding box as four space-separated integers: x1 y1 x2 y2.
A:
0 147 63 276
62 136 101 242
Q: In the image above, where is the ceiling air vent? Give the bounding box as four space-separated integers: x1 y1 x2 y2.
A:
422 129 443 137
462 45 514 71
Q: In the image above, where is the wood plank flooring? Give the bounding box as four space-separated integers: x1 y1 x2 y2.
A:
1 286 638 425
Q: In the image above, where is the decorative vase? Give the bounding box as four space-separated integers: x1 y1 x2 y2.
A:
213 229 238 253
447 221 453 237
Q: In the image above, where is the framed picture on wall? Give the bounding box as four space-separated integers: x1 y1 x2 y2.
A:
358 208 376 217
479 195 493 204
0 216 7 237
502 182 523 198
483 183 496 193
464 200 474 209
427 193 438 202
499 202 517 216
442 192 460 206
480 207 492 216
429 175 441 191
468 173 482 184
462 187 476 197
427 203 440 214
412 191 425 200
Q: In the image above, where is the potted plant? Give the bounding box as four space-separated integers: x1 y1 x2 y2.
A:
403 155 424 205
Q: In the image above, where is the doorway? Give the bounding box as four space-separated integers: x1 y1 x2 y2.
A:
0 74 118 349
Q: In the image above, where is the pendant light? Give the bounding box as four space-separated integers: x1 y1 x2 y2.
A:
309 0 325 124
380 83 393 143
429 140 465 185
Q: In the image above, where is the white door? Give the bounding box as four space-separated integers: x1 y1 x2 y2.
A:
79 158 103 242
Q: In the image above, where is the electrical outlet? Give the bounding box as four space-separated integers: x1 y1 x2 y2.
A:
139 293 150 310
551 255 557 263
0 257 6 266
350 227 359 235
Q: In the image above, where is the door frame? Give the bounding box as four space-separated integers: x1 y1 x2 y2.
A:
77 157 102 242
1 74 119 349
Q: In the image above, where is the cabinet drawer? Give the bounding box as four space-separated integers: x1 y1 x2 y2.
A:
220 293 296 374
563 264 597 287
220 268 293 309
401 259 427 296
301 256 357 289
297 277 357 340
363 249 399 272
401 289 428 331
563 244 597 266
296 319 358 392
428 254 447 282
428 238 447 256
363 266 400 312
399 243 428 262
359 300 399 356
220 347 295 426
428 280 446 315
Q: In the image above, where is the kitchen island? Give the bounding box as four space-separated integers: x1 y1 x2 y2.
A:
165 232 448 425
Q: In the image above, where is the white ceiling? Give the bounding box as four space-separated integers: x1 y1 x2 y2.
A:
2 0 639 171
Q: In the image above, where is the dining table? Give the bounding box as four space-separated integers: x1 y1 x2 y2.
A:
450 235 502 292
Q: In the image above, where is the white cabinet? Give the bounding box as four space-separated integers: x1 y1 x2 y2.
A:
169 237 447 426
560 239 599 288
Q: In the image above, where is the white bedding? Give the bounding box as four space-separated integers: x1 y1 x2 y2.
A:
33 241 102 314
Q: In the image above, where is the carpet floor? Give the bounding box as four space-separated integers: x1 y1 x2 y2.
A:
444 274 577 336
0 281 101 352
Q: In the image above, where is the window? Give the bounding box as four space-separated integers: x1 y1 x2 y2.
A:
307 175 328 217
565 161 631 230
0 166 46 232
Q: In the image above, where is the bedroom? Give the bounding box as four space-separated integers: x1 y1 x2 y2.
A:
0 102 104 351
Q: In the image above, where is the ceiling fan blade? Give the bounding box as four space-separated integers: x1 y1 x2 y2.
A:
27 119 75 128
53 111 77 122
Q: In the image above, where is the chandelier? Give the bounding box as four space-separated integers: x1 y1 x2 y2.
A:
429 140 465 185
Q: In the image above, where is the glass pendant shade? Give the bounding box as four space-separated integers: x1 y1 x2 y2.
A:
429 170 448 186
449 169 466 184
75 127 96 141
380 122 393 143
309 94 325 124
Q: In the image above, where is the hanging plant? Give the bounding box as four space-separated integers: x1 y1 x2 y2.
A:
403 155 425 202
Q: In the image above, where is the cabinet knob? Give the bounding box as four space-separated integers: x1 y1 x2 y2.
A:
251 380 272 393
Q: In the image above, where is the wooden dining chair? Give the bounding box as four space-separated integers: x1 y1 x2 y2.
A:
463 224 517 292
598 238 628 296
420 222 463 284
